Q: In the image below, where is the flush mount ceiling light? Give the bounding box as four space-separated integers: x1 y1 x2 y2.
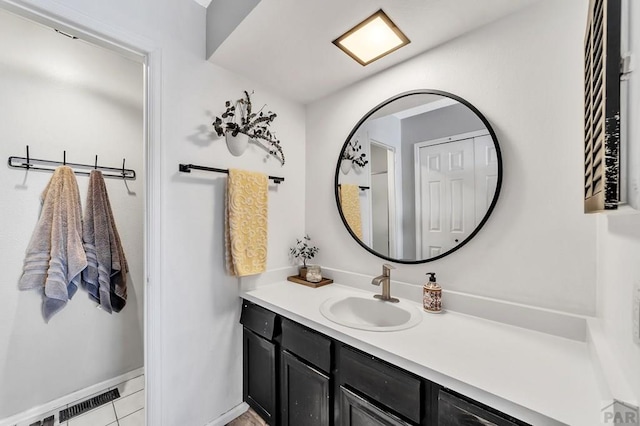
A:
333 9 410 66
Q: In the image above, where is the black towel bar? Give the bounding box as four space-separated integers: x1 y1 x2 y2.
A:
337 184 369 191
178 163 284 184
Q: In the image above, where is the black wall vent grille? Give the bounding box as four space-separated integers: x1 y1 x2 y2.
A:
58 389 120 422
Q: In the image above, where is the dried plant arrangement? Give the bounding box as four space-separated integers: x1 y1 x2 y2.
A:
342 139 368 168
213 90 285 165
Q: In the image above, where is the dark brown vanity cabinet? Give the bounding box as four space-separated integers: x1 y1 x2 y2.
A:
241 300 529 426
280 318 332 426
241 302 333 426
241 301 279 425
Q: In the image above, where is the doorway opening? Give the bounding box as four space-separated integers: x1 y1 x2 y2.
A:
369 140 398 258
0 4 157 425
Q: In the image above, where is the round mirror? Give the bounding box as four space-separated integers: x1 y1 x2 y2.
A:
335 90 502 264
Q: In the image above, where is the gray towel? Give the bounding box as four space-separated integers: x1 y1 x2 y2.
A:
19 166 87 321
82 170 128 313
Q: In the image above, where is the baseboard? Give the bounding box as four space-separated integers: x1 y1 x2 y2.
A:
322 267 588 341
205 402 249 426
0 367 144 426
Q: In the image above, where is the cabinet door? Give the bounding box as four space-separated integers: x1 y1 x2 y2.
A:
281 350 330 426
244 329 277 426
340 386 412 426
438 390 523 426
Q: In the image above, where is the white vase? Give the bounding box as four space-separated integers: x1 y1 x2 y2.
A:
340 159 352 174
226 132 249 156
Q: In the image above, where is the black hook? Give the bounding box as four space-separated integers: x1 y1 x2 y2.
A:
95 155 98 169
122 158 126 178
26 145 30 169
63 150 66 165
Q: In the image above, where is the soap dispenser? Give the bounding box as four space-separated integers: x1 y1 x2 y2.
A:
423 273 442 313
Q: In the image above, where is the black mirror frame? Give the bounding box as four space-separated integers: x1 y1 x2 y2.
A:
334 89 503 264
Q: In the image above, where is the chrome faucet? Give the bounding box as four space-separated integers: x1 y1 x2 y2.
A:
372 264 399 303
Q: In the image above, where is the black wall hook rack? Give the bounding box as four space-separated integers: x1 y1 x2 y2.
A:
8 146 136 180
178 163 284 184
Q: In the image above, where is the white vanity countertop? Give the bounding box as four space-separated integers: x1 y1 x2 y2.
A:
242 281 604 426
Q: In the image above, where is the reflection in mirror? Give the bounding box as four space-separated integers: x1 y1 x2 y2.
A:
370 142 396 257
336 91 502 264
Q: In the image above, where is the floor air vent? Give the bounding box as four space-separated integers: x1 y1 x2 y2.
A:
59 389 120 422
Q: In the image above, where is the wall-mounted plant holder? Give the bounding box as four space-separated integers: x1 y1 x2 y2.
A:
340 159 352 174
213 90 285 165
226 132 250 156
342 139 368 173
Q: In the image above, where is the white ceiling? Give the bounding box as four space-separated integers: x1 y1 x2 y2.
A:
208 0 540 105
368 94 456 121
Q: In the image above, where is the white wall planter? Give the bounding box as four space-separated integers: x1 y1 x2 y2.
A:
340 159 352 174
226 132 250 156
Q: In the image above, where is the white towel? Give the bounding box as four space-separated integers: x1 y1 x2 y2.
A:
19 166 87 321
82 170 128 313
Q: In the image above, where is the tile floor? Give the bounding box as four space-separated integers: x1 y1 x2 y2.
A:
16 374 145 426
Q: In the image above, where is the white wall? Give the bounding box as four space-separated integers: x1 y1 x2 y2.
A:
163 65 304 426
306 0 597 315
0 1 306 425
0 10 144 418
593 0 640 403
596 214 640 401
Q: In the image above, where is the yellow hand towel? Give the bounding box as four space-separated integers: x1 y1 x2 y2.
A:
225 169 268 277
340 184 363 239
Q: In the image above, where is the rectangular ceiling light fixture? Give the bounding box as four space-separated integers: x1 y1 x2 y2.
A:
333 9 410 66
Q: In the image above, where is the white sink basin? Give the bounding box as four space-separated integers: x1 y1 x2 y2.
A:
319 295 423 331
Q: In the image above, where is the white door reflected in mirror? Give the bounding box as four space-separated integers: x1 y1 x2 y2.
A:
414 131 498 258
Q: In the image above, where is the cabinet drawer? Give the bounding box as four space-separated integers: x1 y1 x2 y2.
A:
240 300 277 340
438 390 528 426
281 318 332 373
340 386 412 426
340 346 421 424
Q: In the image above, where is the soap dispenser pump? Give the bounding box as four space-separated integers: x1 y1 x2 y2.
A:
423 272 442 313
